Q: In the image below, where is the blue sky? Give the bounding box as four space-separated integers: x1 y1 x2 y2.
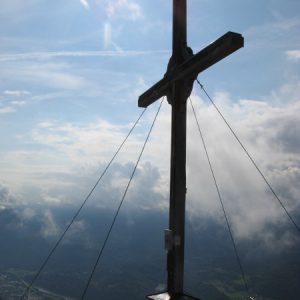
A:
0 0 300 244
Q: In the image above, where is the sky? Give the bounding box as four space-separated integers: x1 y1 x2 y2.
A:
0 0 300 248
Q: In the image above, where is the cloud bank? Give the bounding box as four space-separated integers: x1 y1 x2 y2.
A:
1 80 300 247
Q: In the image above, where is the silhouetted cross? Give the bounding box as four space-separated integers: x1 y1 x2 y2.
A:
139 1 243 299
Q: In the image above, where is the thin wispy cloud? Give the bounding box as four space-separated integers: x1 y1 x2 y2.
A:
273 17 300 31
0 90 29 113
10 100 26 107
0 50 169 62
105 0 143 20
3 90 31 96
286 50 300 60
0 106 16 114
80 0 90 10
103 22 112 49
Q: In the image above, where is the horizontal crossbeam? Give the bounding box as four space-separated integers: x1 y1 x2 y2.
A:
138 31 244 108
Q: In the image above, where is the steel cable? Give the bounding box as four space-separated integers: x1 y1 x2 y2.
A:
20 107 147 299
196 79 300 235
80 99 164 299
189 97 249 294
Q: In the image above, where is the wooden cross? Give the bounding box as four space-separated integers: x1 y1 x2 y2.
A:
139 1 244 299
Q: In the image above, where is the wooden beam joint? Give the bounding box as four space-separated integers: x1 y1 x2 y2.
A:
138 31 244 108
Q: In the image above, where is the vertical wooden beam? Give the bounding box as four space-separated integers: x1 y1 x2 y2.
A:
142 2 243 299
173 0 187 59
168 0 188 296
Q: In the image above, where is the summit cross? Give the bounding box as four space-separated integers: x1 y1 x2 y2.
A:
139 1 244 299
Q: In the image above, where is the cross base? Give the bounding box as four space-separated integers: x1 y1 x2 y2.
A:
146 292 201 300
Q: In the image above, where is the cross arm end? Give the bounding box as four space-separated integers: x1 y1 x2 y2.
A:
138 77 168 107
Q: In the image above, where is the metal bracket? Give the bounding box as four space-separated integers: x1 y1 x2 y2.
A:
164 46 195 105
165 229 182 252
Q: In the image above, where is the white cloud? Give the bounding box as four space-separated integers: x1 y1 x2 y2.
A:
1 80 300 244
185 90 300 245
103 22 112 48
0 90 29 112
268 81 300 104
1 61 88 90
286 50 300 60
38 121 55 128
0 183 17 207
40 209 59 238
103 0 143 20
10 100 26 107
43 194 65 204
102 22 124 51
0 106 16 113
80 0 90 10
3 90 31 96
30 118 144 165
